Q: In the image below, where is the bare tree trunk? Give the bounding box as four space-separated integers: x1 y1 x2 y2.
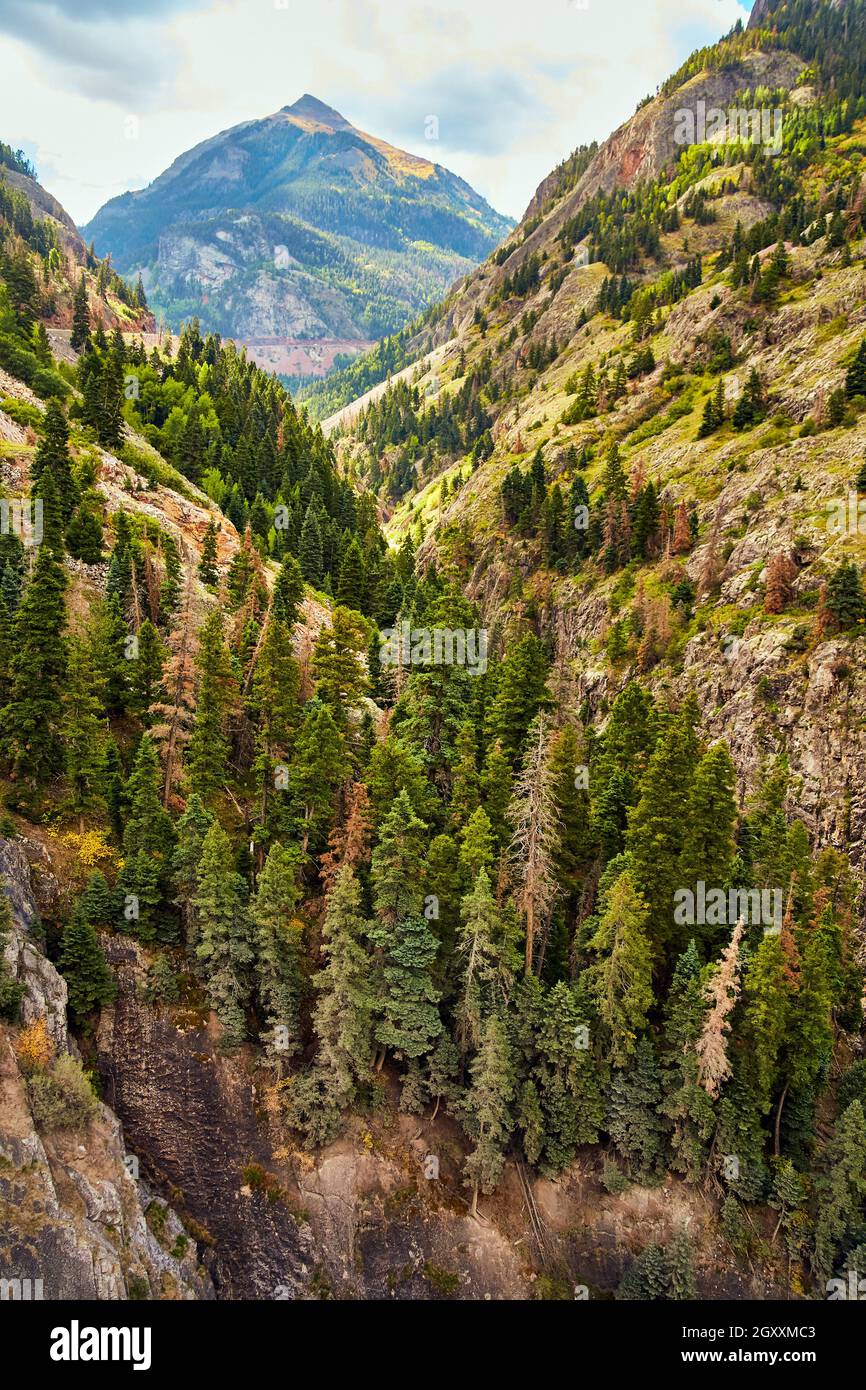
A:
774 1082 789 1158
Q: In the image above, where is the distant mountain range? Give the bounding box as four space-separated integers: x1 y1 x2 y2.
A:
83 95 512 376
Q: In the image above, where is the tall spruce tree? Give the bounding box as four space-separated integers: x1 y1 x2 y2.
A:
194 822 254 1047
252 842 305 1062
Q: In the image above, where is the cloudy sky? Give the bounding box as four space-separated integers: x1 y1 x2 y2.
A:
0 0 752 227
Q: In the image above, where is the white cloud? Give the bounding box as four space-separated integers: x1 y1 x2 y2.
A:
0 0 752 226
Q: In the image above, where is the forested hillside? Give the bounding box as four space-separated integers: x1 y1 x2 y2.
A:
3 0 866 1305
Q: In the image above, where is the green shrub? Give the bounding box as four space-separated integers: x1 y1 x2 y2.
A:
27 1053 98 1130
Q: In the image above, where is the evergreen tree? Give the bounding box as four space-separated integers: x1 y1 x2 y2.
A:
118 735 176 940
336 536 365 611
312 606 369 727
187 609 237 801
62 637 107 830
252 843 305 1062
32 400 77 515
461 1013 515 1216
70 273 90 352
289 701 348 854
826 558 865 630
199 520 219 586
58 906 116 1022
194 822 254 1047
845 337 866 399
608 1036 669 1179
128 618 165 718
531 980 604 1169
455 867 518 1057
66 496 104 563
661 940 715 1180
488 633 551 765
589 869 654 1066
2 537 68 782
626 695 699 955
288 866 374 1147
272 554 305 627
171 793 213 956
813 1101 866 1285
251 615 300 843
299 507 323 587
369 789 442 1076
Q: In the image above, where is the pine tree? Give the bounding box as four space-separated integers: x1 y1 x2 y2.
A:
96 347 125 450
765 550 798 614
250 615 300 843
118 735 176 940
509 715 560 974
732 367 766 429
845 337 866 399
66 496 104 563
461 1014 515 1216
289 701 348 854
2 537 68 783
32 400 77 516
589 869 654 1066
78 870 119 929
678 742 738 930
187 609 237 801
661 940 716 1180
696 918 744 1099
675 503 695 556
530 980 604 1169
171 793 214 956
813 1100 866 1285
742 932 791 1116
455 867 518 1057
608 1036 669 1179
70 273 90 352
148 571 197 809
480 739 513 851
62 637 107 830
199 520 219 586
449 721 479 831
288 866 374 1147
826 558 865 630
458 805 495 883
272 554 305 628
194 822 254 1047
128 618 165 718
369 789 441 1074
336 536 365 611
626 695 699 955
58 906 116 1022
547 723 589 900
252 843 305 1062
312 606 369 727
487 633 551 765
299 507 323 587
319 780 373 894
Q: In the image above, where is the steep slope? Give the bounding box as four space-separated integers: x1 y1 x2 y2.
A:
0 143 153 356
6 2 866 1308
330 0 866 859
83 97 513 375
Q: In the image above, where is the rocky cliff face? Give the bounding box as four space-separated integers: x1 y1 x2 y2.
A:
0 837 213 1301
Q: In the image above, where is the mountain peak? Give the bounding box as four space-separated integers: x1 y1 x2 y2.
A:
283 95 351 130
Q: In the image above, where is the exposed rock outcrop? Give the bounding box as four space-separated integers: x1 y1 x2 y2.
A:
0 838 213 1301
